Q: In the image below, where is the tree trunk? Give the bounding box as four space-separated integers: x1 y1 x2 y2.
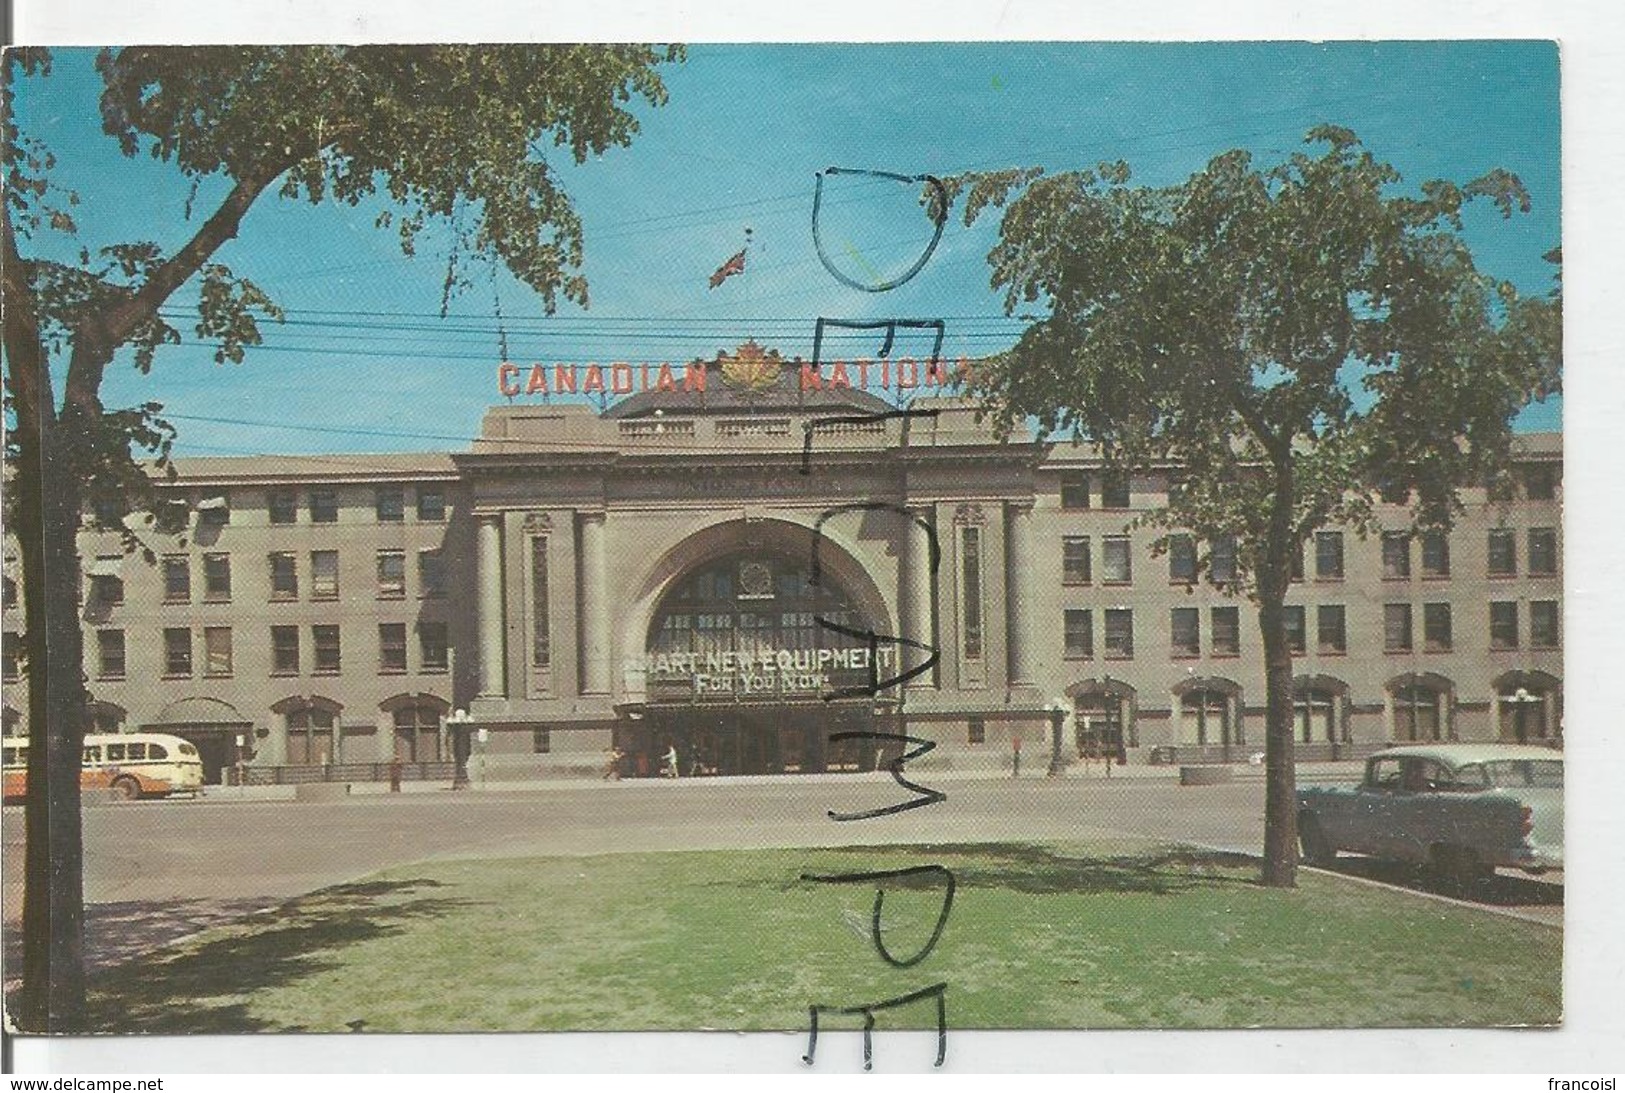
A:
1257 461 1298 888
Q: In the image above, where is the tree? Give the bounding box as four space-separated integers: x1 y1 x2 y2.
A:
1 43 683 1030
943 128 1560 887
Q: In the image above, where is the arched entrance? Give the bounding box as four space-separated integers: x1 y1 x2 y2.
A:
1172 677 1243 758
1493 670 1562 745
1067 678 1136 759
146 696 252 784
628 547 887 777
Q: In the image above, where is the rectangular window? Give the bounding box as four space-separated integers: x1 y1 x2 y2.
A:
163 627 193 677
311 551 339 600
271 625 300 675
1490 602 1519 650
269 552 298 599
309 489 339 523
375 487 405 523
1211 606 1240 656
532 728 551 755
1062 536 1092 585
1063 608 1093 659
531 537 551 668
1102 536 1132 585
1283 606 1306 655
96 629 126 679
162 556 190 603
1104 608 1134 659
376 550 406 599
1101 473 1130 509
1487 529 1517 577
1384 604 1413 652
967 717 986 745
1167 534 1196 584
1209 537 1237 584
1316 605 1346 655
1171 607 1200 658
1420 532 1450 578
1530 600 1560 648
89 573 124 607
960 527 983 660
267 490 298 525
203 553 231 600
312 624 341 674
199 494 230 526
204 626 233 677
1379 479 1410 504
419 550 446 599
1381 532 1411 580
379 623 408 673
1523 464 1557 500
420 621 450 672
1527 528 1557 576
1314 532 1344 580
1060 473 1091 510
417 486 447 521
0 632 16 682
1423 602 1453 653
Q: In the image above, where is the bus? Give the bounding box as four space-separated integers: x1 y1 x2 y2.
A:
2 732 205 803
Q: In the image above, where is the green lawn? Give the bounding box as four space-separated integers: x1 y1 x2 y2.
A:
87 842 1561 1033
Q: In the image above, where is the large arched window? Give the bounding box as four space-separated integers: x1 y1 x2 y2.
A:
1292 676 1349 744
1389 675 1452 742
286 704 337 764
1494 671 1561 744
1176 681 1242 748
1069 679 1138 754
648 553 869 658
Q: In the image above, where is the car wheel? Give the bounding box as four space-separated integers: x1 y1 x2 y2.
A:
1299 814 1336 866
111 776 141 801
1431 845 1490 890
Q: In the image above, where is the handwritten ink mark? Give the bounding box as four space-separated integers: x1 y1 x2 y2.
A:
811 167 947 293
810 316 946 370
801 864 956 968
803 982 949 1070
824 732 946 821
800 408 941 477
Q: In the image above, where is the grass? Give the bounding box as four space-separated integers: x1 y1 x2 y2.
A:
85 842 1561 1033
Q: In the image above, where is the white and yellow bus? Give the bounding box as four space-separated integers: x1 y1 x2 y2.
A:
2 732 205 803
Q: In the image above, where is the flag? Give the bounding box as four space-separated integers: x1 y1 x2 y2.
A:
708 248 747 289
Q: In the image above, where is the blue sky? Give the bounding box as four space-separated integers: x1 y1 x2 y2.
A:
12 41 1561 456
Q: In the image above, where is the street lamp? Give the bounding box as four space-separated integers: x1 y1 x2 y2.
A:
1045 698 1069 777
1499 687 1541 744
447 708 473 790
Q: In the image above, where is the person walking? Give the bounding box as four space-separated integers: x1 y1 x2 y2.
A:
1012 735 1022 779
662 742 680 779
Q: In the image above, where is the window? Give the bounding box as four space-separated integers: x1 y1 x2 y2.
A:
1394 685 1443 742
90 495 125 527
967 717 986 745
1167 535 1196 584
1171 607 1200 658
203 553 232 600
1420 532 1450 578
96 629 125 679
1314 532 1344 580
1423 602 1453 653
271 625 300 675
376 551 406 599
1062 536 1092 585
198 495 230 526
1211 607 1240 656
1179 689 1235 747
1384 604 1413 653
378 623 408 673
419 550 446 598
1102 536 1132 585
1527 528 1557 576
286 706 336 765
1487 530 1516 577
1209 537 1237 584
269 552 298 599
163 627 192 676
417 486 447 521
2 574 15 609
311 551 339 600
1490 602 1519 650
1283 606 1306 655
1523 464 1557 500
531 538 551 668
532 728 552 754
0 633 17 683
1295 687 1338 744
1104 608 1134 659
420 621 450 672
393 704 441 762
1381 532 1411 580
1064 609 1094 659
1530 600 1560 648
1101 474 1130 509
268 490 298 525
204 626 233 676
309 489 339 523
1060 473 1091 510
162 556 190 602
375 487 405 523
89 570 124 607
961 527 983 660
1317 605 1346 655
312 625 341 674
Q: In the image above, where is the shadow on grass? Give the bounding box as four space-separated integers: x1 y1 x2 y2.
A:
1324 857 1564 908
83 878 470 1033
753 843 1260 897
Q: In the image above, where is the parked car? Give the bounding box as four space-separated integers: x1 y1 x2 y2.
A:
1296 743 1562 884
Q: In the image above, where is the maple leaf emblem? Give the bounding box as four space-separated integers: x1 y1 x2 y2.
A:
719 341 781 394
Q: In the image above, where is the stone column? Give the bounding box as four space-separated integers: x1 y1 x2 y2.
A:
899 506 936 688
578 512 612 695
476 515 506 697
1005 501 1037 687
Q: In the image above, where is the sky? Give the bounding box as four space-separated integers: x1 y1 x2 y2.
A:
10 41 1562 457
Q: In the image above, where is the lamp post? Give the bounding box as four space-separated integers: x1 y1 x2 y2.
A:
1500 687 1541 744
1045 698 1068 777
447 708 473 789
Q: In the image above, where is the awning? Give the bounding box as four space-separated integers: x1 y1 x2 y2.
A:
87 557 124 578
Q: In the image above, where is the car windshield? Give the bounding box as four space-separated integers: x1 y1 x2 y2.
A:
1481 759 1563 789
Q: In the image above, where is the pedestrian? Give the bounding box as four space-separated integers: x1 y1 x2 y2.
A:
662 742 680 779
1012 735 1022 779
603 746 624 781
